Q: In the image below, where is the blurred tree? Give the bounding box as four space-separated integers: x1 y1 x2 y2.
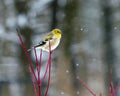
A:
0 0 29 96
50 0 58 29
15 0 33 77
14 0 34 96
54 0 80 96
102 0 120 95
111 1 120 94
102 0 114 94
77 0 107 95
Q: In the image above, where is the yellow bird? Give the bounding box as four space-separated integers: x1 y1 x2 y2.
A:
28 28 62 52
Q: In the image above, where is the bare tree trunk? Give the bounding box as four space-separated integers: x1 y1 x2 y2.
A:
14 0 33 96
102 0 120 95
0 0 27 96
102 0 114 94
54 0 79 96
50 0 58 29
79 0 106 95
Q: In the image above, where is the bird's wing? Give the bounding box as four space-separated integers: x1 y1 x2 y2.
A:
27 41 46 52
28 32 54 51
44 32 53 41
35 41 46 47
34 33 53 47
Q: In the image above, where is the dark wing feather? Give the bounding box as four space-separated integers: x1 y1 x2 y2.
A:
34 32 53 48
35 41 46 48
27 41 46 52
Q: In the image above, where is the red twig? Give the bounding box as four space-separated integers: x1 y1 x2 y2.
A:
44 41 52 96
33 47 40 85
17 29 37 82
110 81 115 96
76 76 97 96
17 29 53 96
114 83 120 95
109 70 115 96
38 49 43 96
44 51 52 96
33 48 42 96
29 67 38 96
39 49 42 85
41 56 50 83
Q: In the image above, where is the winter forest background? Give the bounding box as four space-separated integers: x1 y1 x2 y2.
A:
0 0 120 96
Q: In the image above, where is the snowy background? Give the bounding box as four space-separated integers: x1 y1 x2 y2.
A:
0 0 120 96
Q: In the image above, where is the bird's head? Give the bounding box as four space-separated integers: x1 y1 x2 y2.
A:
52 29 62 38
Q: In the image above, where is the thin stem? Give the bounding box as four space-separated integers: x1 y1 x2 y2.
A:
29 67 38 96
110 81 115 96
17 30 53 96
41 41 52 82
109 70 115 96
44 51 52 96
76 76 97 96
17 29 37 82
34 47 40 86
38 85 42 96
34 48 42 96
34 47 39 72
38 49 43 96
39 49 42 85
44 41 52 96
115 83 120 95
41 59 50 82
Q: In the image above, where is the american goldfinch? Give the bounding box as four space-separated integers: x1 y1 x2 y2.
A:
28 28 62 52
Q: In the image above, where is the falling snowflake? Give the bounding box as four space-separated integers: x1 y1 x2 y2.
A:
76 63 79 67
80 28 83 31
76 91 80 95
66 70 69 73
114 27 117 30
60 91 65 95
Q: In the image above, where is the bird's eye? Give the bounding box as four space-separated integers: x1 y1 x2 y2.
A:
56 30 60 33
53 29 61 34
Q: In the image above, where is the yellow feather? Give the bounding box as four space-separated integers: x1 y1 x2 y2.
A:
28 28 62 52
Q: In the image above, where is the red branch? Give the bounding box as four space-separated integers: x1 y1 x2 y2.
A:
33 48 42 96
17 29 52 96
109 71 115 96
29 67 38 96
17 29 37 82
115 83 120 95
109 71 120 96
76 76 97 96
44 41 52 96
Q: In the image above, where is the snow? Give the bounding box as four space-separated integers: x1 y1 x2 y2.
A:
17 14 28 27
0 25 5 34
76 91 80 95
114 26 117 30
0 63 20 81
60 91 65 95
76 63 80 67
66 70 69 73
6 16 16 28
0 31 20 43
29 0 53 13
80 28 84 31
4 0 14 5
58 0 67 7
